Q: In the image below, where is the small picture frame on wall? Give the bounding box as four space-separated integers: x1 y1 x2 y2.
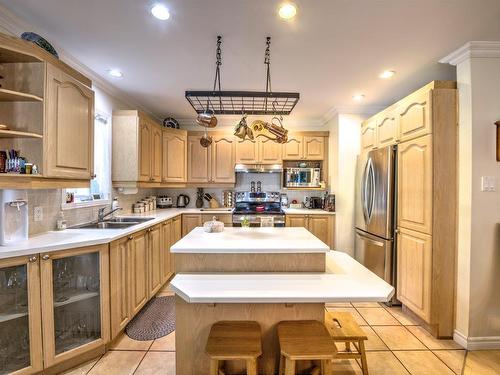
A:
496 121 500 162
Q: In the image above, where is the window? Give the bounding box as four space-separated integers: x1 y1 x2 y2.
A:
62 111 111 209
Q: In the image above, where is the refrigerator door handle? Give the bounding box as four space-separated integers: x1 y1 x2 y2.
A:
368 158 376 221
361 160 369 223
356 228 385 247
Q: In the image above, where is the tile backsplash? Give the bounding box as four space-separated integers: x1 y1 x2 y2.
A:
25 172 326 235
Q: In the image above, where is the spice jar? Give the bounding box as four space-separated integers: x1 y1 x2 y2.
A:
0 151 6 173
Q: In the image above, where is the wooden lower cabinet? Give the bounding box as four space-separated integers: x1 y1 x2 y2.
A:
201 214 232 226
129 230 149 316
0 255 43 375
161 219 173 284
171 216 182 273
397 227 432 323
182 214 202 236
285 214 334 249
40 244 110 368
148 225 163 297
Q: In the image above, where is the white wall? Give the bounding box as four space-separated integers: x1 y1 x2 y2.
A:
327 113 363 255
443 43 500 348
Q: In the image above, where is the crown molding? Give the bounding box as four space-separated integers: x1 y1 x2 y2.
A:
440 41 500 66
321 105 385 124
0 4 159 119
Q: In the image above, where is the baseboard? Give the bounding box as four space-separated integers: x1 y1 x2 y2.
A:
454 330 500 350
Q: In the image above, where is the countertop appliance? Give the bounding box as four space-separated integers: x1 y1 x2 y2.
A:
0 189 28 245
232 191 285 227
354 145 398 304
157 196 173 208
308 196 324 209
176 194 190 208
284 167 321 188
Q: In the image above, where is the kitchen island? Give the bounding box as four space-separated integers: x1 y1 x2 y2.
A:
170 227 393 375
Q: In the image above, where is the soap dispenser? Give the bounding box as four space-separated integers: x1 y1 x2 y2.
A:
0 189 28 245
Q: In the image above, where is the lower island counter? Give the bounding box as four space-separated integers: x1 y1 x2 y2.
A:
169 227 394 375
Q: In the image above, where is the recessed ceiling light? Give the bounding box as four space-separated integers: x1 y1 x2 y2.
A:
352 94 365 101
151 3 170 20
379 70 396 79
279 3 297 20
108 69 123 78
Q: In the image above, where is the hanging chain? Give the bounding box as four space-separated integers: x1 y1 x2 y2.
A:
264 36 272 94
213 35 222 92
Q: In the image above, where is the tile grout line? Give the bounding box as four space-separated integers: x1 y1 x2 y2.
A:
83 354 103 375
429 349 462 375
131 351 148 375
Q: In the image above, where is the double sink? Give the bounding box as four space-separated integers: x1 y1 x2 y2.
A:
72 217 155 229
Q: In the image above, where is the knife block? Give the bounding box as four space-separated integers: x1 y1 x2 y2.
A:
209 198 220 208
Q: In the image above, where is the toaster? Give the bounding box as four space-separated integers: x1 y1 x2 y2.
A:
157 196 173 208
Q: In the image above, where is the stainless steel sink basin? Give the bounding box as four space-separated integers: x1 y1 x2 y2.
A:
74 221 139 229
107 217 155 223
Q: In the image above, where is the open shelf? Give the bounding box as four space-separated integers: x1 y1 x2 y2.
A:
0 88 43 102
54 291 99 308
0 129 43 139
0 47 42 63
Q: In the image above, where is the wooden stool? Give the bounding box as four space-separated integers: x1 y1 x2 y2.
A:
277 320 337 375
205 321 262 375
324 311 369 375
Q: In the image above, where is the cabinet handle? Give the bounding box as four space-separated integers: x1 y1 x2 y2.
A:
42 254 50 260
28 256 37 263
91 174 97 179
147 228 152 232
128 236 133 241
395 228 400 234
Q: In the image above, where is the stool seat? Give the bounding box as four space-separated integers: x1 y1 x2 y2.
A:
206 321 262 359
324 311 368 341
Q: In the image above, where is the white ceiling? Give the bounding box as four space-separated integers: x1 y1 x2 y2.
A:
2 0 500 126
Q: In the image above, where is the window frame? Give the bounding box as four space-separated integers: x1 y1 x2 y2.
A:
61 109 112 210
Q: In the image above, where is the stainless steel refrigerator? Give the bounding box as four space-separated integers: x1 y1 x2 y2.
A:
354 145 398 302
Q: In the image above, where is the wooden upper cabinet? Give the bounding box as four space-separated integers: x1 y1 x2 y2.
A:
303 136 325 160
212 136 235 183
44 63 94 179
150 124 162 182
162 130 187 183
397 134 433 234
235 139 259 163
377 114 398 147
361 120 377 151
397 227 432 322
283 136 303 160
397 90 432 142
187 135 210 182
259 138 282 164
138 120 151 182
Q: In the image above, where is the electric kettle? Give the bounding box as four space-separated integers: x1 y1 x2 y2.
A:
176 194 190 208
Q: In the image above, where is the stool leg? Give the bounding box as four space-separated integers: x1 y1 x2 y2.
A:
284 358 295 375
246 358 257 375
321 360 333 375
210 359 219 375
278 355 284 375
359 340 368 375
345 341 351 352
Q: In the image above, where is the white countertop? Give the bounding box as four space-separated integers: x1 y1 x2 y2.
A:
171 227 330 254
283 208 335 215
169 251 395 303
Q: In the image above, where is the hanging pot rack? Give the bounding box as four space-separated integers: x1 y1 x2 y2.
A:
185 36 300 116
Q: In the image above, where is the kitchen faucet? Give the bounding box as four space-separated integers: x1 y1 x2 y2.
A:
97 205 122 222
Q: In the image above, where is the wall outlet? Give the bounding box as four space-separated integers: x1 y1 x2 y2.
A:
33 206 43 222
481 176 496 192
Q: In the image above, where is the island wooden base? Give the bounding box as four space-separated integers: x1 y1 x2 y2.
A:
175 253 325 272
175 296 325 375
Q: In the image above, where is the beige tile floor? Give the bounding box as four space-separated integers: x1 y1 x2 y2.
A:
64 300 500 375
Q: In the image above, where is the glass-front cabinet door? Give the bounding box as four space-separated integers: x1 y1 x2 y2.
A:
0 255 43 375
40 245 109 368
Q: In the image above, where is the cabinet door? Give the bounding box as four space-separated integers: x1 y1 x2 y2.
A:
44 64 94 179
285 215 308 228
361 120 377 151
0 255 43 375
161 220 172 284
212 136 235 183
148 225 162 297
129 231 149 316
187 136 210 183
398 135 433 234
109 237 131 339
397 228 432 323
283 136 303 160
182 214 202 236
397 90 432 142
235 140 259 163
308 215 332 248
40 245 109 367
171 216 182 273
162 131 187 183
202 214 232 227
303 136 325 160
138 120 152 182
150 124 162 182
259 138 282 163
377 115 398 147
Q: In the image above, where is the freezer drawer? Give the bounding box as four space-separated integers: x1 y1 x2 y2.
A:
355 229 394 284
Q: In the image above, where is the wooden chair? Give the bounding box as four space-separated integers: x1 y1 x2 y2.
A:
277 320 337 375
205 321 262 375
324 311 369 375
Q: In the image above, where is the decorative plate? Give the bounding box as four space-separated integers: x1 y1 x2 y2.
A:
21 32 59 58
162 117 179 129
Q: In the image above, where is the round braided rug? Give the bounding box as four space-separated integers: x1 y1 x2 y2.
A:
125 296 175 341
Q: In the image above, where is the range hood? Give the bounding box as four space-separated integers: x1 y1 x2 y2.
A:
235 164 283 173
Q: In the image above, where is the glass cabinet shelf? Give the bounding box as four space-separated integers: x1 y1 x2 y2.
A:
53 290 99 308
0 310 28 323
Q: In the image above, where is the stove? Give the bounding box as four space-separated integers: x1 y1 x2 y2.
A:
232 191 285 227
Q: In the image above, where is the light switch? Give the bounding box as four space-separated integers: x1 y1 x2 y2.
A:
481 176 496 192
